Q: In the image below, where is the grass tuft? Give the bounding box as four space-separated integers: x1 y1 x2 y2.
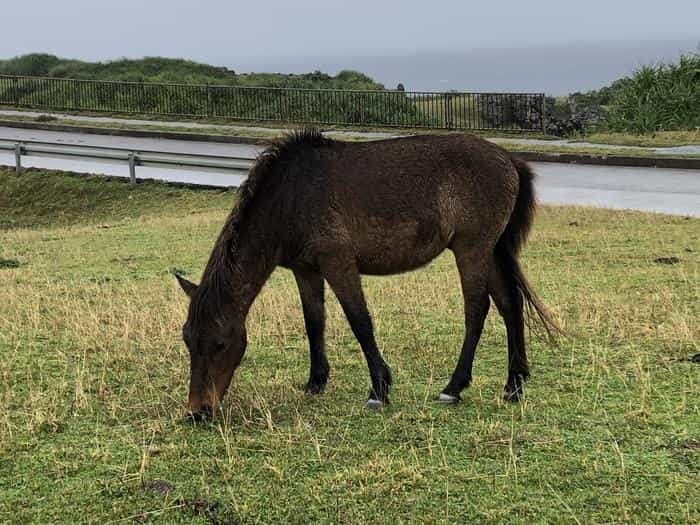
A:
0 257 21 269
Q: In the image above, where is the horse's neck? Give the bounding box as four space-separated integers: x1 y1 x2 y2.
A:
211 210 280 318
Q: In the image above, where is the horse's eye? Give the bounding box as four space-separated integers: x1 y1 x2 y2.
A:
214 341 226 353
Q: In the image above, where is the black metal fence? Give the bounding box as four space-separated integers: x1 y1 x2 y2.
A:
0 75 545 132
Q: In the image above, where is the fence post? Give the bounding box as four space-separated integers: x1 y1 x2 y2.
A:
541 94 547 134
128 153 137 187
14 143 23 175
444 93 454 129
207 85 213 117
12 77 20 106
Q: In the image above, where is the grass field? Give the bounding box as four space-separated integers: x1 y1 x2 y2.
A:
0 168 698 524
411 94 481 129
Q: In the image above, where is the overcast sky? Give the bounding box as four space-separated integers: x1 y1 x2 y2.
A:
3 1 698 92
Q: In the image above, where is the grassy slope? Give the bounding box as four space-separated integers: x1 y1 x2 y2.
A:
0 168 235 229
0 169 698 523
0 54 385 90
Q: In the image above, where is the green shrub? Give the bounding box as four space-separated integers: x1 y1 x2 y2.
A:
605 53 700 133
0 53 62 76
0 54 385 90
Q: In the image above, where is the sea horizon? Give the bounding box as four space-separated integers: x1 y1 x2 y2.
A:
221 37 697 95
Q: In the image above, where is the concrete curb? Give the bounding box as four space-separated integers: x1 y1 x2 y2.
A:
514 151 700 170
2 119 699 170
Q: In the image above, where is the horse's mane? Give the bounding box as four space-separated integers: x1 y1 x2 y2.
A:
191 128 332 324
230 128 331 241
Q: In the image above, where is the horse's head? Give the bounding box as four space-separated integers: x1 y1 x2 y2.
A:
176 274 247 421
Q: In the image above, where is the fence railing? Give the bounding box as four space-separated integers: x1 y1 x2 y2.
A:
0 139 255 186
0 75 545 132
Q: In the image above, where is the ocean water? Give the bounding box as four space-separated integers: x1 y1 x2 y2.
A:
229 38 697 95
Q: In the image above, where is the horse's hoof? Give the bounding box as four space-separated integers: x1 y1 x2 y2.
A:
437 392 460 404
366 398 385 410
185 405 213 423
504 375 525 402
503 391 523 402
503 385 524 402
304 381 326 395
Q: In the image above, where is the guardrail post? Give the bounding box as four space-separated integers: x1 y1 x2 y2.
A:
128 152 137 187
14 143 23 175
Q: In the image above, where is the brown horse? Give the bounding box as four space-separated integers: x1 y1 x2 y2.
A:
176 129 558 420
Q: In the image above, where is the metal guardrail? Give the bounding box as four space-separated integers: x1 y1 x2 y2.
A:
0 75 546 132
0 139 256 186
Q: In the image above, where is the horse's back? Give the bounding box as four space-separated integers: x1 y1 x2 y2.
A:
282 134 519 275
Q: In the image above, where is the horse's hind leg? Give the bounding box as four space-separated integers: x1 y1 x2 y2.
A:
320 260 392 407
440 242 491 403
293 269 329 394
488 257 529 401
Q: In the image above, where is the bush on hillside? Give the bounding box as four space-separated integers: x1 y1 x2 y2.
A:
0 54 63 76
541 52 699 135
0 54 385 90
604 52 699 133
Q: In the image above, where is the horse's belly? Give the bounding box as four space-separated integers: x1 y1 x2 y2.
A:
354 218 450 275
357 250 444 275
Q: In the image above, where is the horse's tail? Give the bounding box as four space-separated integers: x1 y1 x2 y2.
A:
494 156 562 338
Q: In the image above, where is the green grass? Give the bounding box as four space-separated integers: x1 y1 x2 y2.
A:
0 169 698 523
0 168 235 229
412 94 480 129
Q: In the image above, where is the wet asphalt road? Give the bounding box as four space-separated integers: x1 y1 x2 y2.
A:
2 110 699 155
1 127 698 217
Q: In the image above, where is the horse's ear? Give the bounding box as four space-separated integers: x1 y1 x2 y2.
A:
175 274 198 298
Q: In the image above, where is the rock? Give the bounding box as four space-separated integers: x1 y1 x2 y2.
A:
654 256 680 265
142 480 174 495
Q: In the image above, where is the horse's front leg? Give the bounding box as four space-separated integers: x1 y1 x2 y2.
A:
320 260 392 408
293 269 329 394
